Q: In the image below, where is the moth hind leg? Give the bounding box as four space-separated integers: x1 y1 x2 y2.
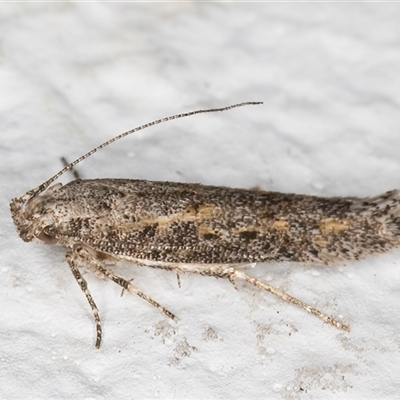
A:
229 269 350 332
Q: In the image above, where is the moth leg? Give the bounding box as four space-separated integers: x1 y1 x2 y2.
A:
230 269 350 332
72 245 178 322
228 273 239 291
176 273 181 288
120 278 134 297
95 263 178 322
65 251 102 349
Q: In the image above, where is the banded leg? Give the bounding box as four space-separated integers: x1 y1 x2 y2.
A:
66 251 102 348
230 269 350 332
94 263 177 322
68 244 177 348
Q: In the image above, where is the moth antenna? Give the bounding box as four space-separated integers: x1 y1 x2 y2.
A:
18 101 263 204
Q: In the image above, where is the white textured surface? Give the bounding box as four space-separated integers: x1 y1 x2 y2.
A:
2 3 400 399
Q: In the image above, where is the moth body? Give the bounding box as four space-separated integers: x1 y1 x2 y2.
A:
10 102 397 347
15 178 400 266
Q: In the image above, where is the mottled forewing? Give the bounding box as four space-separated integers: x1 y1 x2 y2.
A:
53 179 382 264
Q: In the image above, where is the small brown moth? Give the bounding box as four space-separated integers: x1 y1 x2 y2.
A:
10 102 399 348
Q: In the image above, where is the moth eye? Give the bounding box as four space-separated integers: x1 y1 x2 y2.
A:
38 226 58 244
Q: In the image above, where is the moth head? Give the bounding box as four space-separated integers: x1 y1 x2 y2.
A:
10 183 63 244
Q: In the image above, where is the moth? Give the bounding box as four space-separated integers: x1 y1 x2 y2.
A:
10 101 399 348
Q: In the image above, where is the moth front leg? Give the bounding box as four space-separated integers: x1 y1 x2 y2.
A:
66 244 177 347
65 248 103 348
